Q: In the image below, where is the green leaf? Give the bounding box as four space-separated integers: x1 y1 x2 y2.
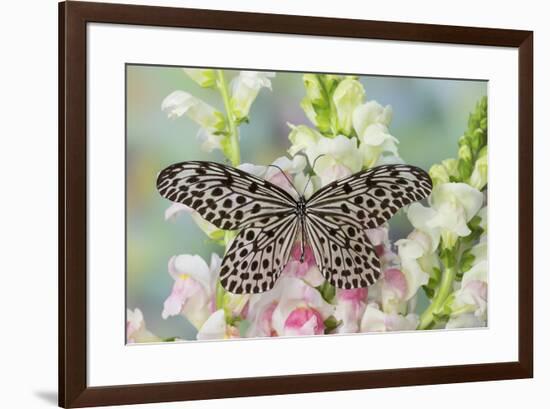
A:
162 337 178 342
458 250 476 280
440 248 456 269
423 266 442 299
323 316 341 333
317 281 336 303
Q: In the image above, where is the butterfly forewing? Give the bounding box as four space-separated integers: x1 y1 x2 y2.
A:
307 164 432 229
156 161 297 231
156 160 299 294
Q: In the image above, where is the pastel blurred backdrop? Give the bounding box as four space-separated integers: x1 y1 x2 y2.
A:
126 65 487 341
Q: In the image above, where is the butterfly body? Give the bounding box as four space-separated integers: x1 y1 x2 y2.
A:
157 160 432 294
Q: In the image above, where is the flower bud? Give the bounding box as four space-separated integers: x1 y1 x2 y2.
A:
332 78 365 136
429 163 449 186
458 144 473 163
301 74 332 133
469 146 488 190
442 158 459 180
303 74 325 104
457 144 473 181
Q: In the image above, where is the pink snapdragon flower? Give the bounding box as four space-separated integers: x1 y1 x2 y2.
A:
162 253 221 329
271 278 334 337
366 225 398 266
246 284 283 338
380 268 408 313
247 277 334 338
334 288 368 333
283 307 325 336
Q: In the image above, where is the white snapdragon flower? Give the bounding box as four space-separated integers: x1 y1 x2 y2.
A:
161 90 224 131
360 303 418 332
196 309 240 340
353 101 400 168
395 230 437 301
230 71 275 120
288 124 363 186
288 124 323 157
238 155 312 199
196 128 224 153
428 183 484 249
126 308 161 344
469 147 488 190
182 68 216 88
406 183 484 250
310 135 363 186
332 78 365 135
446 260 488 329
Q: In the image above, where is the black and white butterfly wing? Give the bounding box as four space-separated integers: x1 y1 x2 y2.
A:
156 161 299 294
305 164 432 289
304 211 380 289
157 161 297 230
220 213 299 293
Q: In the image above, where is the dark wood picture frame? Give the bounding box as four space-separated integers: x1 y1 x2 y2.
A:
59 1 533 407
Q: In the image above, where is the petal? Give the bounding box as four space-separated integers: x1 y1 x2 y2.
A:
352 101 392 137
182 68 216 87
161 91 222 131
430 183 484 222
196 309 227 340
161 90 195 118
407 203 440 252
164 203 191 221
287 124 323 157
169 254 212 289
360 303 387 332
446 313 485 329
230 71 275 119
196 128 224 152
332 78 365 134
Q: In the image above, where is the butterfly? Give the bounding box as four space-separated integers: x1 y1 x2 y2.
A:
157 160 432 294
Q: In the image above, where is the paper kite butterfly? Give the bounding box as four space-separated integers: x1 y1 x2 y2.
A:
157 161 432 294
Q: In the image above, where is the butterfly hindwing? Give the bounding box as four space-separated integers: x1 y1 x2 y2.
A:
220 213 299 294
305 211 380 289
156 161 297 231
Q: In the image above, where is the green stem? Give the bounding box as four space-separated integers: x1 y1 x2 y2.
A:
418 266 456 330
215 70 241 294
216 70 240 166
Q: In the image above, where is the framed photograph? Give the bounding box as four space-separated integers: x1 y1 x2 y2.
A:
59 1 533 407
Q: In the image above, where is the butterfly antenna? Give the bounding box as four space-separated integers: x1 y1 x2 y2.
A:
301 154 326 196
266 164 301 197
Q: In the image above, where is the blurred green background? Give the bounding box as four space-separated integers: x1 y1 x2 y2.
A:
126 65 487 340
